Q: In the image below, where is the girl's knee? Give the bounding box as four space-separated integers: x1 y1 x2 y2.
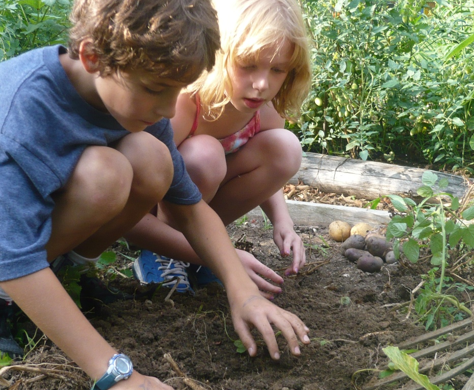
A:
257 129 302 175
179 135 226 196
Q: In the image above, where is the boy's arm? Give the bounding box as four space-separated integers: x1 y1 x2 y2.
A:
260 190 306 275
0 269 172 390
160 199 310 358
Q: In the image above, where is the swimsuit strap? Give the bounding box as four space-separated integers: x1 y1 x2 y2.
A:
189 94 201 136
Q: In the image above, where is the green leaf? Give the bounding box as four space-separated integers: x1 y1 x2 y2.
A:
234 340 247 354
359 150 369 161
462 225 474 248
446 33 474 59
387 222 408 238
430 233 443 255
421 171 438 187
402 239 420 263
393 240 400 259
470 135 474 151
382 79 399 88
451 117 464 127
383 347 440 390
438 178 449 189
450 197 460 211
386 195 408 212
445 220 455 234
462 206 474 221
449 225 463 247
379 369 396 379
431 252 444 266
0 352 12 367
412 226 433 240
98 251 117 268
417 185 433 198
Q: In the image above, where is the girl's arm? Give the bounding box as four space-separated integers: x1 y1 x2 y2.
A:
260 190 306 275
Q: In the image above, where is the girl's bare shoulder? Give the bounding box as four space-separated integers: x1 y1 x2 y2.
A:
259 102 285 131
171 92 197 146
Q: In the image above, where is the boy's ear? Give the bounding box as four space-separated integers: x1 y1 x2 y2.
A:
78 40 100 74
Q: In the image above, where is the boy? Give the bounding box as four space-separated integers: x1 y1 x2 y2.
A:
0 0 310 389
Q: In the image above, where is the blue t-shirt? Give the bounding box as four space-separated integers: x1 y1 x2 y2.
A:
0 45 201 282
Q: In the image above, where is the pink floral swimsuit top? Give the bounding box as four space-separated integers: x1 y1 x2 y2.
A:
189 95 261 155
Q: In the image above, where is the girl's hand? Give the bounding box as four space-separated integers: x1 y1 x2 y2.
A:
229 293 310 360
236 249 283 299
272 224 306 276
112 371 173 390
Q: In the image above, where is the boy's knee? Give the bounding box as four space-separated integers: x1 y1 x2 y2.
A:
117 132 173 202
71 147 134 220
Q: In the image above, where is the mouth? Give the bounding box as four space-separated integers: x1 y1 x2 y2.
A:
243 98 265 109
141 120 156 126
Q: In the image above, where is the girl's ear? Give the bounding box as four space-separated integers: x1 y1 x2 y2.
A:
78 40 100 74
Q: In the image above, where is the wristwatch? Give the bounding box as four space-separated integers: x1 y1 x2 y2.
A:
93 353 133 390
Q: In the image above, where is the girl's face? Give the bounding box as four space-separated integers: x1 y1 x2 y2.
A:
227 39 294 113
94 69 187 132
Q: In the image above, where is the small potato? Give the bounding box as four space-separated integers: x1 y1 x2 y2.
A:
366 236 392 258
341 234 366 251
329 220 351 242
350 222 374 237
344 248 372 263
385 251 397 264
357 255 384 273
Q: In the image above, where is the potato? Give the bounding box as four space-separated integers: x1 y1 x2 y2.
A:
350 222 374 237
357 255 384 273
344 248 371 263
385 251 397 264
329 220 351 242
366 236 392 258
341 234 366 251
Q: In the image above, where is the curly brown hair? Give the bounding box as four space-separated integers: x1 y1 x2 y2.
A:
68 0 220 83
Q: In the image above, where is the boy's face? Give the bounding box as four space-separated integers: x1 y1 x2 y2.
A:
95 69 187 132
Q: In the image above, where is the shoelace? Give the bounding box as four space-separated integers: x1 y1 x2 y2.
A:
156 257 192 289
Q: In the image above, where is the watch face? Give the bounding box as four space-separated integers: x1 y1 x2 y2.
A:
114 355 132 375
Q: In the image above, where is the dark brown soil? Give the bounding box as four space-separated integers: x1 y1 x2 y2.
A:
4 217 452 390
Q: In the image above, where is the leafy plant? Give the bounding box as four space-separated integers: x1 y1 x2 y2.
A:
383 346 440 390
383 171 474 293
294 0 474 172
0 0 71 61
371 171 474 329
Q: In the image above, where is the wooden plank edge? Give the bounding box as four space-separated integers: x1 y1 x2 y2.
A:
246 200 391 227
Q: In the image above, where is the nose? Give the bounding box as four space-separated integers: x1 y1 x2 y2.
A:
155 90 179 119
252 71 269 92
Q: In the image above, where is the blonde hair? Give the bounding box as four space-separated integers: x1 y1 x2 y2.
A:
68 0 220 82
187 0 311 121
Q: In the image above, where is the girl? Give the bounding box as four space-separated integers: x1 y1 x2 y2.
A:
127 0 312 298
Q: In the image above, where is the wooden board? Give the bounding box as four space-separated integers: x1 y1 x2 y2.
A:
247 200 391 227
289 153 472 201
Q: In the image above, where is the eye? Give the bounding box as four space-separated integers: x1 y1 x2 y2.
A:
272 67 288 74
145 87 164 96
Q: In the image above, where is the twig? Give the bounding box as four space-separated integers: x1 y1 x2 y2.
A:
164 279 180 307
163 353 208 390
405 280 425 320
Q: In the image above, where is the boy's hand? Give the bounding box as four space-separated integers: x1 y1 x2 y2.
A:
113 371 173 390
273 224 306 276
229 293 310 359
236 249 283 299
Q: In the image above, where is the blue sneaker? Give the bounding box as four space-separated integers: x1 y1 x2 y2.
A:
187 264 223 288
133 250 195 295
